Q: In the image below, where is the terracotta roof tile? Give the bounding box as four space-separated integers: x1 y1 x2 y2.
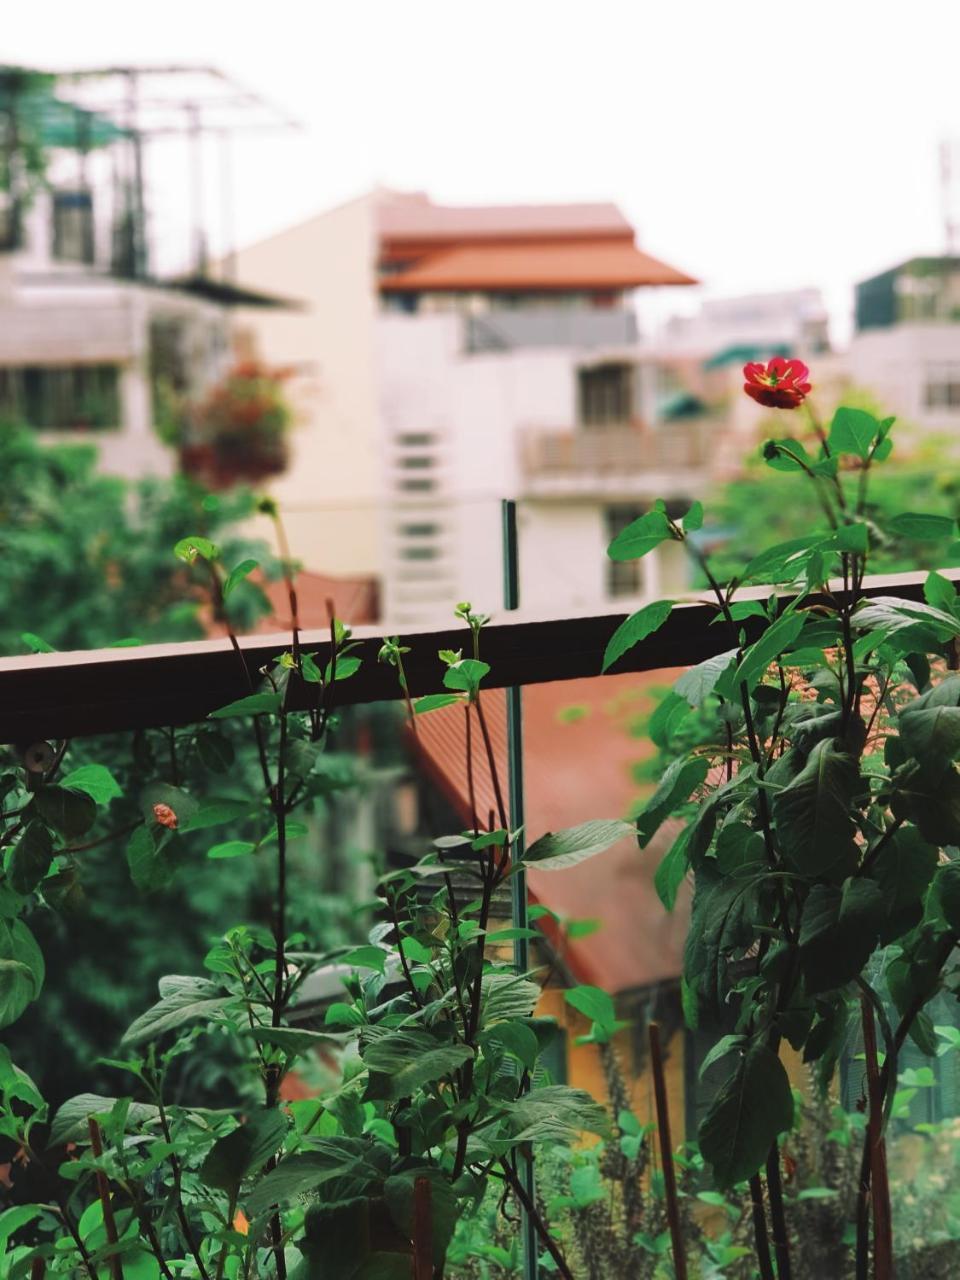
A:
411 672 688 994
379 240 697 293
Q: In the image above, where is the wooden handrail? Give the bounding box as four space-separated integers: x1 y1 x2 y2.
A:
0 569 952 742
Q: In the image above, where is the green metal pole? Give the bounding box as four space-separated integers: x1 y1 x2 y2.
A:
502 499 538 1280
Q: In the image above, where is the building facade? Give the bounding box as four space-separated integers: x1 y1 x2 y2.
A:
235 191 703 626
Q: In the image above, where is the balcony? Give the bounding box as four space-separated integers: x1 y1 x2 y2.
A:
465 306 638 353
518 420 713 498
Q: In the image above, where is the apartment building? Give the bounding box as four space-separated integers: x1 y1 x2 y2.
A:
848 257 960 428
0 68 284 479
234 191 702 625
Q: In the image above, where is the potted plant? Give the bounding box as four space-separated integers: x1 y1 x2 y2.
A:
178 360 294 489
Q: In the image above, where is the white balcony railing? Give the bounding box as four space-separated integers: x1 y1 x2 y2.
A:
519 421 713 496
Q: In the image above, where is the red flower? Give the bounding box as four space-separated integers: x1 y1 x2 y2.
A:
743 357 812 410
153 802 178 830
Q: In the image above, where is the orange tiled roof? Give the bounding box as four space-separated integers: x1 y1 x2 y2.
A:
410 673 688 994
379 240 697 294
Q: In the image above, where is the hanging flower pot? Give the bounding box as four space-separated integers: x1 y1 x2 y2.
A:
178 361 293 490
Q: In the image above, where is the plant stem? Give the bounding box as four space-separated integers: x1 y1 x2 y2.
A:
87 1118 124 1280
765 1143 792 1280
748 1173 776 1280
648 1022 687 1280
860 990 893 1280
155 1091 211 1280
499 1158 573 1279
413 1176 433 1280
473 695 509 832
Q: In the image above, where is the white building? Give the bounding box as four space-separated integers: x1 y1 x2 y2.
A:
848 257 960 429
234 191 705 626
0 72 284 480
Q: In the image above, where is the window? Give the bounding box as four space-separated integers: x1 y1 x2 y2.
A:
52 190 95 264
605 504 646 597
400 546 438 561
398 477 435 492
925 366 960 410
0 365 121 430
397 432 435 447
399 522 439 537
578 361 633 427
398 455 434 470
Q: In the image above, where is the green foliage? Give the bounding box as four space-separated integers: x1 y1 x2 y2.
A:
606 403 960 1273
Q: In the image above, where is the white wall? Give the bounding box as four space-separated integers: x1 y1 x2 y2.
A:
232 193 382 576
848 324 960 429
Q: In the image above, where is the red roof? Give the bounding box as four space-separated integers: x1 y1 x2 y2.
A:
411 673 688 994
379 241 696 293
376 192 697 294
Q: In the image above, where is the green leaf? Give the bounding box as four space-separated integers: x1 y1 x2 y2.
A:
33 785 97 838
607 509 673 561
829 407 879 459
636 756 709 847
126 824 169 892
924 571 958 614
699 1045 794 1187
207 840 257 860
245 1139 379 1215
698 1033 745 1081
173 535 219 564
341 945 388 974
325 654 361 683
673 649 738 707
223 558 259 597
500 1085 610 1143
49 1094 159 1147
244 1026 345 1055
442 659 490 696
524 819 634 870
764 438 811 472
59 764 123 805
414 693 464 714
9 820 54 895
564 985 619 1029
683 501 704 532
771 740 861 880
899 702 960 779
602 600 673 673
209 691 281 719
741 536 824 586
200 1107 287 1193
733 610 805 693
889 513 956 541
121 975 229 1046
828 523 869 555
478 1020 540 1071
0 919 44 1029
361 1029 473 1100
798 879 885 994
654 825 691 912
648 690 691 747
181 799 253 832
20 632 56 653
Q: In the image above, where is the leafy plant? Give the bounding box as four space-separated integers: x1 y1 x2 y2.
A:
602 379 960 1278
0 552 632 1276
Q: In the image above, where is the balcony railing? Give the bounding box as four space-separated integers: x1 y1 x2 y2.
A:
519 420 713 496
0 568 946 742
465 307 638 353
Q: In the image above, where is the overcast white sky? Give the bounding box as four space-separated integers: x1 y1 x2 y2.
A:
8 1 960 337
